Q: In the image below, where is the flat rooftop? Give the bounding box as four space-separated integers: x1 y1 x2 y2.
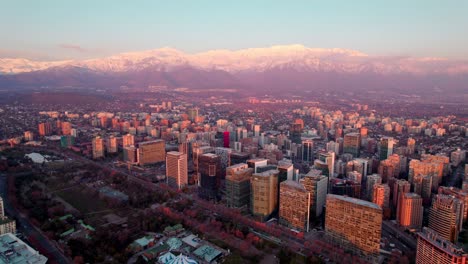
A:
327 194 381 210
0 233 48 264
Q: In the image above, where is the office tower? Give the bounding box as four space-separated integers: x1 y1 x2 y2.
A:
330 178 361 199
300 174 328 217
198 154 221 200
407 138 416 155
378 154 401 182
215 147 232 178
38 122 52 136
314 151 335 177
61 122 72 135
347 171 362 185
393 179 411 207
225 164 253 208
193 144 214 176
343 133 361 157
416 227 467 264
451 149 467 167
178 142 189 156
372 184 390 209
302 139 314 163
92 136 105 159
123 146 138 164
412 175 432 200
223 131 230 148
325 194 382 263
397 193 423 230
122 134 135 148
421 154 450 177
279 180 310 232
409 155 449 191
367 174 382 201
60 135 75 148
251 169 279 220
379 137 395 160
360 127 368 137
277 160 294 182
230 152 249 165
187 108 198 122
253 125 261 137
428 194 464 243
166 151 188 190
70 128 78 137
100 116 108 128
438 186 468 222
247 158 268 173
352 158 369 179
106 136 118 154
137 140 165 165
326 141 340 155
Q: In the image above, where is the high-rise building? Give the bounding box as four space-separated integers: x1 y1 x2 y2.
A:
0 216 16 235
198 153 221 200
407 138 416 155
122 134 135 148
0 197 4 217
106 136 118 154
137 140 165 165
302 139 314 163
277 160 294 182
379 137 395 160
393 179 411 208
215 147 232 178
451 149 467 167
397 193 423 231
279 180 310 232
438 186 468 222
247 158 268 173
428 194 464 243
253 125 261 137
314 151 335 177
251 169 279 220
409 157 447 191
416 227 467 264
166 151 188 190
412 175 432 200
123 146 138 164
367 174 382 201
372 184 390 209
61 122 72 135
325 194 382 263
343 133 361 157
330 178 361 199
60 135 75 148
38 122 52 136
223 131 230 148
92 136 105 159
300 174 328 217
225 164 253 208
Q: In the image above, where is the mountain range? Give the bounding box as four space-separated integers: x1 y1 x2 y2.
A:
1 45 467 95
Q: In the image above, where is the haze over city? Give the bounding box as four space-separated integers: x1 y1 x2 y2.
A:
0 1 467 264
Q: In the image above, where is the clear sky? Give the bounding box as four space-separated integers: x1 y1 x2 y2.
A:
1 0 467 60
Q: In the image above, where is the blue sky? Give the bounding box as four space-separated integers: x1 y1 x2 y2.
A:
1 0 467 60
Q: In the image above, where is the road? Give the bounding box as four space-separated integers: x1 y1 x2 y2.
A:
0 173 71 264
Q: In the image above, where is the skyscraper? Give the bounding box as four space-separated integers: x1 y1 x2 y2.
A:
392 179 411 208
38 122 52 136
314 151 335 177
137 140 166 165
407 138 416 155
300 174 328 217
106 136 118 154
416 227 467 264
379 137 395 160
343 133 361 157
397 193 423 231
166 151 188 190
92 136 105 159
61 122 72 135
198 153 221 200
251 169 279 220
325 194 382 263
367 174 382 201
372 184 390 209
279 180 310 232
122 133 135 148
428 194 464 243
225 163 253 208
302 139 314 163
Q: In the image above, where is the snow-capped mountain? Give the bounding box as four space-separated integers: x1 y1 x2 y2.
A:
1 45 467 95
1 44 468 75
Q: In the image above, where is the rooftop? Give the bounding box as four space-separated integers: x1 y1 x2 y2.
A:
0 233 48 264
192 245 222 263
327 194 382 210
